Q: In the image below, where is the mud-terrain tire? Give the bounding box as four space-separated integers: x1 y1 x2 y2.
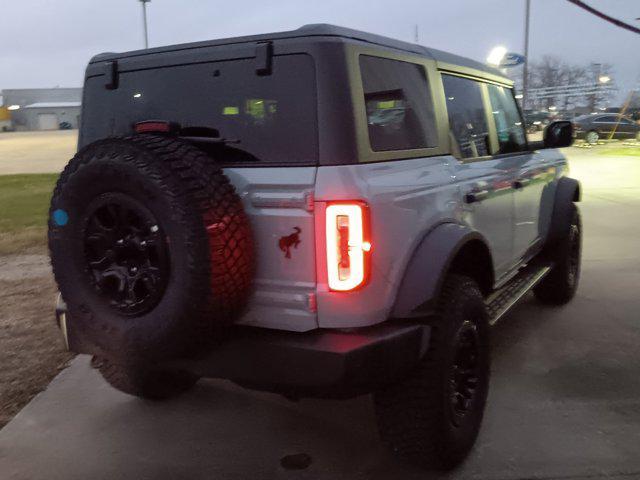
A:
374 275 490 471
92 356 196 400
534 204 581 305
48 135 254 361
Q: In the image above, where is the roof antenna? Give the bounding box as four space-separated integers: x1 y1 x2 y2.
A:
413 24 419 44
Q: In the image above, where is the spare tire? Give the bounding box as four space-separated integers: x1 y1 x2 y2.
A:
48 135 254 360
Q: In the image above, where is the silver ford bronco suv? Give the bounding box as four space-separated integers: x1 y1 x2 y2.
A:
50 24 581 470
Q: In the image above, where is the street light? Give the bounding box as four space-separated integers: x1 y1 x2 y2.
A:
7 105 20 111
139 0 150 49
599 75 611 84
487 46 508 66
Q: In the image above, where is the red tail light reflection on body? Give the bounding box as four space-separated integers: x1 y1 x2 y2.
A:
325 202 371 291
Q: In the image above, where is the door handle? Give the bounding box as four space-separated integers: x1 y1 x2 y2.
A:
465 189 489 204
513 178 531 189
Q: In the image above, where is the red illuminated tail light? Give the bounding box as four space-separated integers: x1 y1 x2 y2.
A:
325 202 371 291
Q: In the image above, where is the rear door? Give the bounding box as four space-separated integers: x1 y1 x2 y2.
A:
617 117 639 138
593 115 618 138
441 74 517 280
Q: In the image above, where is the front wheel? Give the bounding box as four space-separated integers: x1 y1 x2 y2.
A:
374 275 490 471
534 204 581 305
585 130 599 144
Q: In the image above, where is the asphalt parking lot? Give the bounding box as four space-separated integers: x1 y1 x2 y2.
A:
0 142 639 479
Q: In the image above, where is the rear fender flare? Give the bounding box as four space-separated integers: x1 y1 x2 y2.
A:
391 223 493 319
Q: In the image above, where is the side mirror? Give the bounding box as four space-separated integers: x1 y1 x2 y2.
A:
543 121 573 149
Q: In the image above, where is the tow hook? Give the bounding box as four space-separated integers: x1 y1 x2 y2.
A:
55 294 70 351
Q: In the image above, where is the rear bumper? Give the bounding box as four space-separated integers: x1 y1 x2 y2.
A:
172 323 430 397
56 297 430 398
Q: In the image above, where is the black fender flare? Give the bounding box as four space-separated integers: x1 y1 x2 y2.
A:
391 223 493 319
546 176 581 247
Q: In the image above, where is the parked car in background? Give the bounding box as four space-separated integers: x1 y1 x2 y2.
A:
573 114 640 143
524 110 552 133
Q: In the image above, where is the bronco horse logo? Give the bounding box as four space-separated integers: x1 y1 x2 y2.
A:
279 227 301 259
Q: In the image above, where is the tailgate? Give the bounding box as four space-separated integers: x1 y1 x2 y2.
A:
223 167 318 331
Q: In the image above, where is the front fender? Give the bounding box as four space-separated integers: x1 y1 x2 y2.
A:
546 176 581 247
391 223 490 318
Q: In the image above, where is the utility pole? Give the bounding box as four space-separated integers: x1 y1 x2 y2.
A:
522 0 531 110
414 24 419 44
140 0 150 49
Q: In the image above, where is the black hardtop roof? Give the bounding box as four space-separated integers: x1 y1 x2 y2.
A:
91 23 503 77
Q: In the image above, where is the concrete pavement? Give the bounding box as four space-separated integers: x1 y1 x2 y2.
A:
1 151 640 479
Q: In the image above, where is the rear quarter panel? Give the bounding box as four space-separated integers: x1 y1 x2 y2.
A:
314 156 459 328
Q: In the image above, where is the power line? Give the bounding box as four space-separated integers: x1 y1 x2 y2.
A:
566 0 640 35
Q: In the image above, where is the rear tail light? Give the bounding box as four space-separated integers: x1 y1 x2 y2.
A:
325 202 371 291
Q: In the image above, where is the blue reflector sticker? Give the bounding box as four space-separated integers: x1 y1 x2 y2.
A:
53 209 69 226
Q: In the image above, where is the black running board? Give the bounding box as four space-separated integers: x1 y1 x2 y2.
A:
486 263 552 325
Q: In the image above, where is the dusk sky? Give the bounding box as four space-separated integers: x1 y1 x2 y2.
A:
2 0 639 103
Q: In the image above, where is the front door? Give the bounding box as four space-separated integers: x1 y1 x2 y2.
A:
485 83 547 261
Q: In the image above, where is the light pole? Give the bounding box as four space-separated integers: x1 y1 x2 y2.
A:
522 0 531 109
139 0 150 49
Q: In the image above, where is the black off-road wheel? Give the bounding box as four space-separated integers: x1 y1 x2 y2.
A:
92 356 197 400
374 275 490 471
534 204 581 305
48 135 254 365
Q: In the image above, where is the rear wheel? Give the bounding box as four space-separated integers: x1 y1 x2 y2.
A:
374 275 490 471
534 204 581 305
585 130 599 144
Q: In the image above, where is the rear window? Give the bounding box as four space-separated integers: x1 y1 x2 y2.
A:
359 55 437 152
85 54 318 164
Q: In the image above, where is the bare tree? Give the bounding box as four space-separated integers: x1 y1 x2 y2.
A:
523 56 615 113
561 64 588 111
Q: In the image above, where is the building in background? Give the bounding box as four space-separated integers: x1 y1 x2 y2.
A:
0 88 82 131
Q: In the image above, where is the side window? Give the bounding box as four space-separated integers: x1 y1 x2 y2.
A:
359 55 437 152
486 84 527 154
442 74 490 159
